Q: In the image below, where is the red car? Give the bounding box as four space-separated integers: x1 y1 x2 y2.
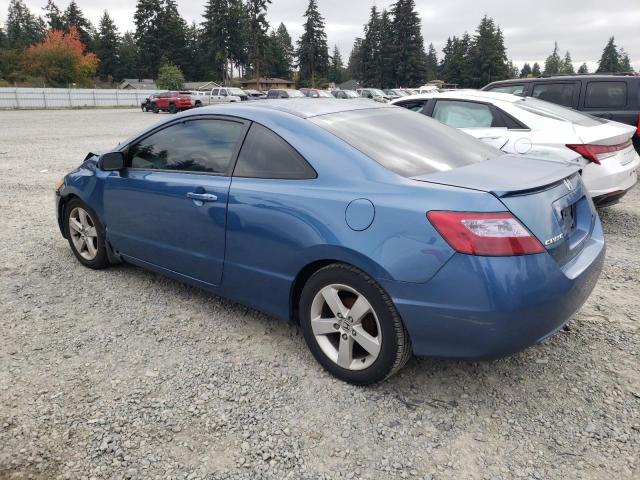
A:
151 91 193 114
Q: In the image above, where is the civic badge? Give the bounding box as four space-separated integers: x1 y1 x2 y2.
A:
563 178 573 191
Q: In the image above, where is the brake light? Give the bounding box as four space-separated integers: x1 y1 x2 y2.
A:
637 113 640 136
566 140 632 165
427 211 545 256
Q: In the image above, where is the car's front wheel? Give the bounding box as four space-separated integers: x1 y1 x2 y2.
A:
299 264 411 385
152 104 159 113
65 198 110 269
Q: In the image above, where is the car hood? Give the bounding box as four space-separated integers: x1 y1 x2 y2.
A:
411 154 580 197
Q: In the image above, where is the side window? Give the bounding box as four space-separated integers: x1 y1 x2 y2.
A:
129 119 245 174
220 89 228 97
585 81 627 108
531 83 576 107
487 84 525 95
233 123 316 179
432 100 495 128
396 101 427 114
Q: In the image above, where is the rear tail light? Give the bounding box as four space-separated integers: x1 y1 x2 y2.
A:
566 140 632 165
636 113 640 136
427 211 545 256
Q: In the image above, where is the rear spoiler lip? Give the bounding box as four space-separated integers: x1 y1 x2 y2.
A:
411 161 581 198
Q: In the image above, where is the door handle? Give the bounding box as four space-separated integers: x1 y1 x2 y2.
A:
186 192 218 202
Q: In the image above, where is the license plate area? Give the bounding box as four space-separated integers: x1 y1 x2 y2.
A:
561 205 576 235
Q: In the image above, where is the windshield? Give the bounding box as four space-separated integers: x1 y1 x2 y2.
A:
369 89 386 97
317 90 333 98
287 90 306 98
343 90 359 98
229 88 246 96
514 97 606 127
392 90 407 97
310 107 500 177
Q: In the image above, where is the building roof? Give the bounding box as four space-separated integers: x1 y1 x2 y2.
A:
241 77 296 85
183 81 221 90
119 78 157 89
337 79 361 91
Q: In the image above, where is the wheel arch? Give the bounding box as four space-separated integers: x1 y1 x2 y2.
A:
288 250 392 324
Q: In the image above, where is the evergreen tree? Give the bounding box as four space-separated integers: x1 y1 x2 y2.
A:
520 62 532 78
532 62 541 76
246 0 271 81
360 5 381 86
544 42 562 74
378 9 395 88
275 23 293 77
439 34 472 87
425 43 438 81
560 51 574 74
577 62 589 74
94 11 120 80
506 60 519 78
201 0 228 82
597 37 620 72
328 45 344 84
43 0 64 31
469 15 508 87
62 1 94 51
183 22 203 81
134 0 188 78
0 26 6 49
390 0 426 87
619 48 632 72
117 31 138 79
347 37 364 81
297 0 329 87
157 0 188 73
5 0 46 50
226 0 249 77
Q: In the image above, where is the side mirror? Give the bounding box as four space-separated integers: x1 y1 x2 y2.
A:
99 151 125 171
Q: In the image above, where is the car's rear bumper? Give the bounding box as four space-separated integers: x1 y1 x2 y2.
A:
380 219 605 359
582 147 639 199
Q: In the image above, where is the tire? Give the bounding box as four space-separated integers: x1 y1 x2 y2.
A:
299 263 411 385
152 103 159 114
194 101 202 108
64 198 110 269
169 103 178 114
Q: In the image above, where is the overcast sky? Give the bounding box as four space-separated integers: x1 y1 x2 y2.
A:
3 0 639 71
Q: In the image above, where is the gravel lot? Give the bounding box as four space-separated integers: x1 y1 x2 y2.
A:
0 108 638 480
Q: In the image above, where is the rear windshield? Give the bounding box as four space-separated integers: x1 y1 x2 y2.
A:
229 88 246 96
310 107 500 177
513 97 606 127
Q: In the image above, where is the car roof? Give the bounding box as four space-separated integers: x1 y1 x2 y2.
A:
487 74 639 85
182 98 394 119
396 90 521 104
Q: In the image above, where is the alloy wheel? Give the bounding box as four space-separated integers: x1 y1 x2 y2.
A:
310 284 382 370
68 207 98 261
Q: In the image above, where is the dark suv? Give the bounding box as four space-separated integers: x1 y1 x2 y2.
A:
482 74 640 152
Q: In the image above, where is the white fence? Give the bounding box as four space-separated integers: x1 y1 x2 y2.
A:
0 88 161 109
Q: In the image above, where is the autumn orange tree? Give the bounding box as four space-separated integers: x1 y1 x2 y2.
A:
24 26 98 87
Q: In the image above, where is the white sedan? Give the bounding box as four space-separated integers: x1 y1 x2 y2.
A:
391 91 640 206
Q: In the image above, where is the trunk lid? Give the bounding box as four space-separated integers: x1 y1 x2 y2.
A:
413 155 596 266
572 119 635 146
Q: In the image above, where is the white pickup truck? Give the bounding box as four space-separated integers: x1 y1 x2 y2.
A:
189 87 248 106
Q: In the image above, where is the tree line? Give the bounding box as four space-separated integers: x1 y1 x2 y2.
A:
0 0 636 88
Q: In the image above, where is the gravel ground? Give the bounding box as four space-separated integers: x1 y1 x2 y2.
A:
0 109 638 480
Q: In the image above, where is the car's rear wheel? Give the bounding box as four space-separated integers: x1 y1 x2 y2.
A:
169 103 178 114
299 264 411 385
65 198 110 269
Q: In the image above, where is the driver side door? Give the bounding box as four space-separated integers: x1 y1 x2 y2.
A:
104 117 249 286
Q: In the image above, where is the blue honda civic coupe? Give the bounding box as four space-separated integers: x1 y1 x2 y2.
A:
55 99 605 385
